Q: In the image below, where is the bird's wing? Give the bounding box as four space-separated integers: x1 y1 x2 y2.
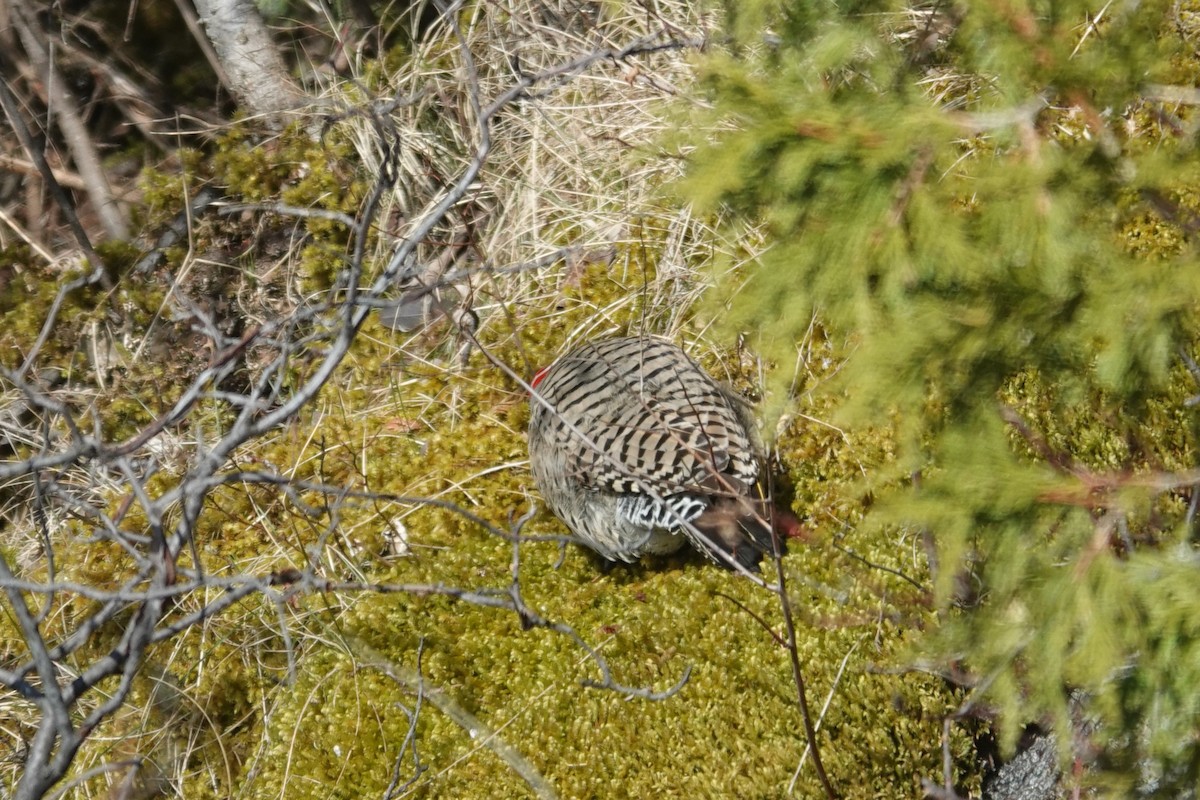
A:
537 339 758 496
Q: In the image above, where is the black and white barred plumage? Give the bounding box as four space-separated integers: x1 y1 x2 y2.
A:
527 336 779 569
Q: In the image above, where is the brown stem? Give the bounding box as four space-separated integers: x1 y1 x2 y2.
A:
771 534 839 797
0 75 111 290
10 3 129 240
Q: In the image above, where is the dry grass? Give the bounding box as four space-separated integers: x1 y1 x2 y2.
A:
326 0 741 367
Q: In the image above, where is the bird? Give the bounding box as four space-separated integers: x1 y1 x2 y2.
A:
527 335 796 571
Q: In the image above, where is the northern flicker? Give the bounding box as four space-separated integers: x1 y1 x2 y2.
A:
527 336 791 570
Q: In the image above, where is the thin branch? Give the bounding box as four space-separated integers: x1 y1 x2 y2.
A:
770 526 839 798
9 3 129 239
0 74 111 287
832 541 928 593
382 638 428 799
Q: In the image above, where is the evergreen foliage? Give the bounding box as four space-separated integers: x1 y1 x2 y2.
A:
684 0 1200 790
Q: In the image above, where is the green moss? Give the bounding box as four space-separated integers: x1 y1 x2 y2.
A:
201 125 366 294
2 291 963 796
191 264 962 797
250 546 964 798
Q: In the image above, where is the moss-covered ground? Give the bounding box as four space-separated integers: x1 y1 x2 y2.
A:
0 4 998 794
0 216 975 797
173 302 972 799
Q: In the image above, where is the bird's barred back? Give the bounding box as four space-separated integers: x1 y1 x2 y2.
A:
529 336 760 495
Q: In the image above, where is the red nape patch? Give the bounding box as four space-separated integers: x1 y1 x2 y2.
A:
530 364 552 390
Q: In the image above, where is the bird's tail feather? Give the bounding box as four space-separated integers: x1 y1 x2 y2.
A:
688 497 802 571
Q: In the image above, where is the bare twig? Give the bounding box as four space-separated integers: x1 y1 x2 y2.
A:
0 75 111 288
9 3 129 239
770 524 839 798
382 639 428 799
0 153 89 190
